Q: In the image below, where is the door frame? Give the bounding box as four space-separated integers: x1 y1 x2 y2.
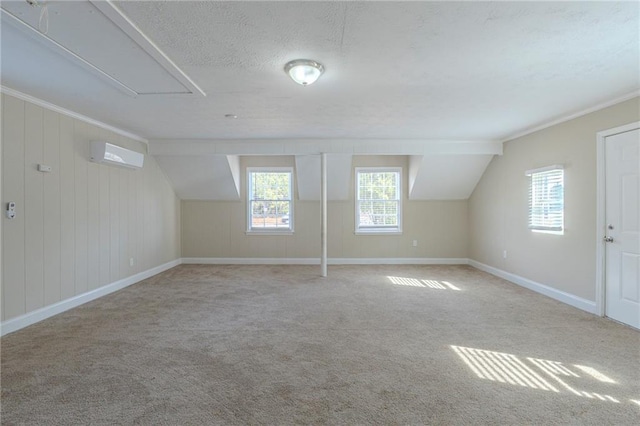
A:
595 121 640 317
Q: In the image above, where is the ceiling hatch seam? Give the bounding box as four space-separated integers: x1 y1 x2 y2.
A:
89 0 206 97
0 7 138 97
1 2 205 98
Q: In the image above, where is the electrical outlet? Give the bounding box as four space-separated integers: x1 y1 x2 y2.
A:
129 257 134 267
503 250 507 259
412 240 418 247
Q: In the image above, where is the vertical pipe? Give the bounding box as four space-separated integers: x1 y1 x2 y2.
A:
321 153 328 277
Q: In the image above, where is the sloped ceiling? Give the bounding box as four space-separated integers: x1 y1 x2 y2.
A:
1 1 638 201
409 155 495 200
154 155 240 200
151 140 502 200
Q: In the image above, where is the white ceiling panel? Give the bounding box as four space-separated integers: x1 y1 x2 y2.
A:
1 0 197 95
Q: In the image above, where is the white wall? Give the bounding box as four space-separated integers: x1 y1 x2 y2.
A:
1 93 181 323
469 97 639 301
182 155 469 260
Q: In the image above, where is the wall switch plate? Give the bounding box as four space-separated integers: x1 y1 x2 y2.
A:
129 257 134 267
503 250 507 259
412 240 418 247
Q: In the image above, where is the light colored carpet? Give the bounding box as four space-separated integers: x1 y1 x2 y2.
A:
1 264 639 425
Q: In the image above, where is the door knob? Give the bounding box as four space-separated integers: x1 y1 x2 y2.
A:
603 236 614 243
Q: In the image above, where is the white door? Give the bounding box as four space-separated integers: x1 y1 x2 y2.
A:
605 128 640 328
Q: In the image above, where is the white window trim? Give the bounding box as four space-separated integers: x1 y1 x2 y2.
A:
526 164 564 235
355 167 403 235
246 166 294 235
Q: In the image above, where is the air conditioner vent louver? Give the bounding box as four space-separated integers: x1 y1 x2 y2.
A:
90 141 144 170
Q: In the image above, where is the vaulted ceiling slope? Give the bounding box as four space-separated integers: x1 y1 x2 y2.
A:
1 1 638 200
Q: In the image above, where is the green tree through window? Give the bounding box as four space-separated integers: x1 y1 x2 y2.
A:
247 168 293 231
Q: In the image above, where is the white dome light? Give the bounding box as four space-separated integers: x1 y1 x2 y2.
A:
284 59 324 86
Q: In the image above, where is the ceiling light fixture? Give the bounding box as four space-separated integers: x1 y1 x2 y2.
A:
284 59 324 86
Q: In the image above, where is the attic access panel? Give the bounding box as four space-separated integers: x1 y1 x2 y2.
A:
0 0 204 97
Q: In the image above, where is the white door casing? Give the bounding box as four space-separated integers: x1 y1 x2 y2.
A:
603 127 640 328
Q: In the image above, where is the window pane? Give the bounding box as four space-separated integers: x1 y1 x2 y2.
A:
251 172 291 201
248 170 293 231
528 168 563 231
251 200 291 228
356 169 401 231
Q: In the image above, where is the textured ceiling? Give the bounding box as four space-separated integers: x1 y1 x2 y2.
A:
1 1 638 141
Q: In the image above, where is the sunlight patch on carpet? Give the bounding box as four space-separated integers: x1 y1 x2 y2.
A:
573 365 616 383
441 281 461 291
528 358 620 402
387 276 425 287
387 276 462 290
451 345 624 403
451 346 558 391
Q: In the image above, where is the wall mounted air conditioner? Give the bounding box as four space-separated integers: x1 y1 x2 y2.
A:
90 141 144 170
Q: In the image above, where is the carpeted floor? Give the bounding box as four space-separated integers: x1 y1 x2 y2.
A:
1 264 639 425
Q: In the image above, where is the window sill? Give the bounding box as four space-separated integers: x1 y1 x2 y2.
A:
355 229 403 236
246 230 294 236
531 229 564 235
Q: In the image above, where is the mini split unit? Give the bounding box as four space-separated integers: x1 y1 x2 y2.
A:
90 141 144 170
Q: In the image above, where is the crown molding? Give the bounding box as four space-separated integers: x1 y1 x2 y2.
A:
1 86 148 144
501 90 640 143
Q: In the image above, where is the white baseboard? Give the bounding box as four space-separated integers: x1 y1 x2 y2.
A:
181 257 319 265
2 258 595 335
0 259 181 337
181 257 470 265
327 258 469 265
468 259 596 314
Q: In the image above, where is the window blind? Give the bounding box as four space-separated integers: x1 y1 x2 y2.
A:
527 166 564 232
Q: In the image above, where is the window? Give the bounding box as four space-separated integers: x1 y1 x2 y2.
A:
247 168 293 233
356 167 402 233
526 165 564 234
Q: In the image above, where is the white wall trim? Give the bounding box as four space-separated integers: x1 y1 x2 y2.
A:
329 258 468 265
150 139 503 157
468 259 596 314
595 121 640 317
182 257 319 265
0 86 148 145
502 91 640 143
181 257 469 265
3 256 601 335
0 259 181 337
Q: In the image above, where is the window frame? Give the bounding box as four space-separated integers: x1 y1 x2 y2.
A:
355 167 403 235
526 165 564 235
246 167 294 235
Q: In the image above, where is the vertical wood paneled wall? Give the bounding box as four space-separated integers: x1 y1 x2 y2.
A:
1 93 181 322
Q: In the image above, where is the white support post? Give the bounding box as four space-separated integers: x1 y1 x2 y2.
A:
321 153 328 277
